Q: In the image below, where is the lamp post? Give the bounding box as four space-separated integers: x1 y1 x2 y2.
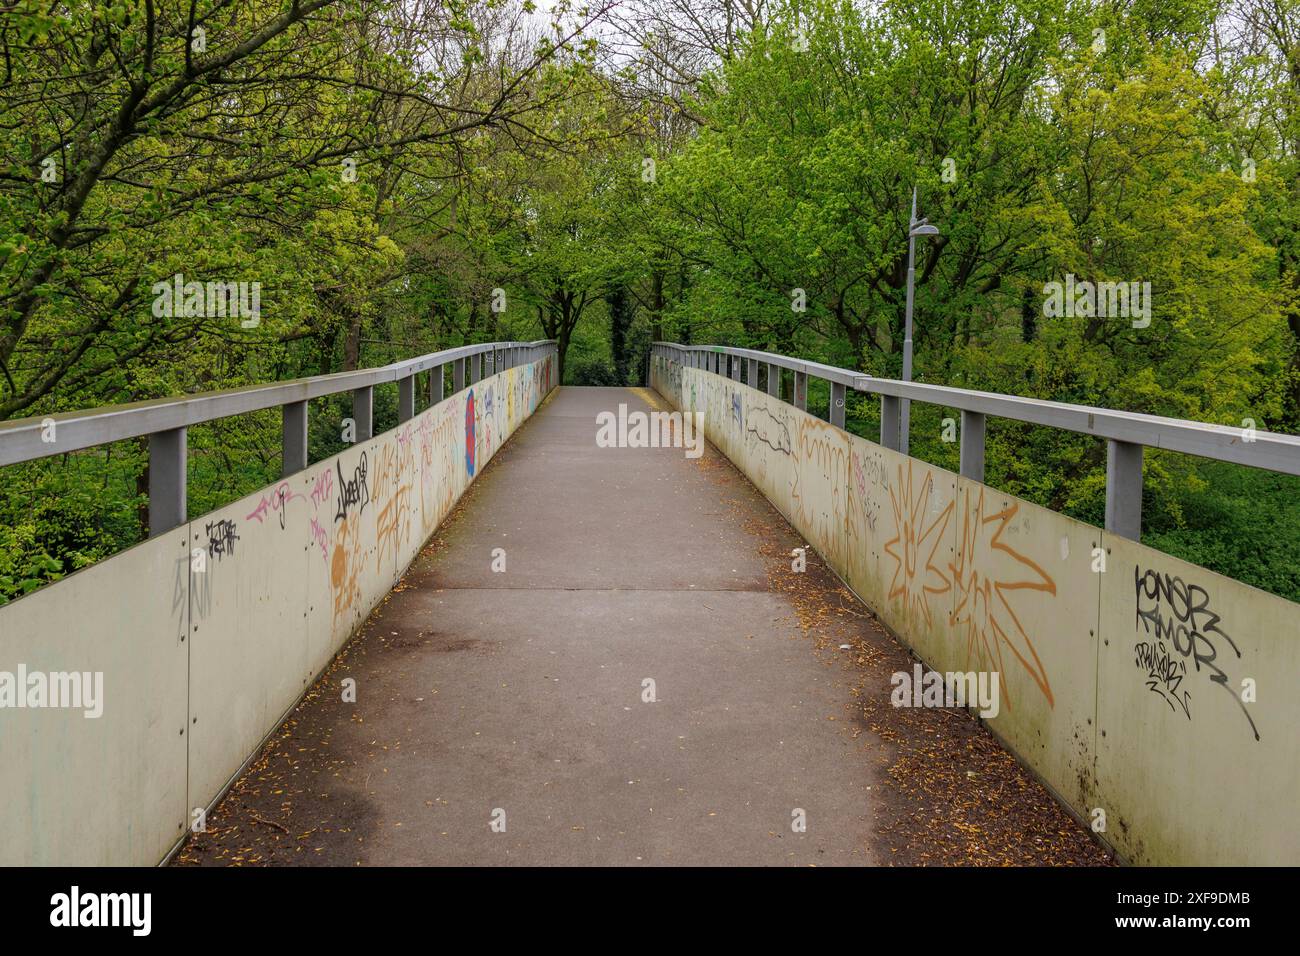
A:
901 186 939 456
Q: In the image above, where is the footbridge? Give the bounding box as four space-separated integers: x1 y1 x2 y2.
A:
1 340 1298 866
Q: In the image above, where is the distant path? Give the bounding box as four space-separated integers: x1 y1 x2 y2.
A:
176 386 1107 866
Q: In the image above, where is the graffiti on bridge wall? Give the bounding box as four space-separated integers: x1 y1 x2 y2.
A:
949 486 1057 713
882 459 954 633
1133 566 1259 741
309 360 549 628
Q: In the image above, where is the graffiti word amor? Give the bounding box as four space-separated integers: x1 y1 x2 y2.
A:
1134 566 1258 741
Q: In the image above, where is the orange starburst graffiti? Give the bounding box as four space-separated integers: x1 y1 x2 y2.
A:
949 487 1057 711
883 460 953 628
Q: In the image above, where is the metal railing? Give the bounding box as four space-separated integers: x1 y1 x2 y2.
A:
651 341 1300 539
0 339 557 536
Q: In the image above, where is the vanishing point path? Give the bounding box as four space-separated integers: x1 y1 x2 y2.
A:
176 387 1108 867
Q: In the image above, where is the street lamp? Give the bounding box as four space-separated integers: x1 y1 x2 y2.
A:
901 186 939 456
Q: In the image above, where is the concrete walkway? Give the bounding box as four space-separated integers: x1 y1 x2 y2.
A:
176 386 1108 867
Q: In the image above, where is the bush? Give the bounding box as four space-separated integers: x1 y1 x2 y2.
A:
566 358 622 386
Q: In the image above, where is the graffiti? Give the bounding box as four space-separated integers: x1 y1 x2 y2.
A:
465 389 477 477
482 386 495 454
422 400 460 526
329 516 364 624
172 551 212 623
370 438 410 506
539 354 553 397
948 487 1055 712
730 391 743 430
171 557 188 628
881 458 954 630
205 519 240 561
790 417 849 556
665 360 683 400
418 415 436 486
853 447 890 493
334 452 369 524
245 481 305 530
309 520 330 564
849 448 889 535
1134 640 1191 719
746 405 791 455
371 436 415 568
309 467 334 509
376 483 413 561
186 554 213 620
1134 566 1258 741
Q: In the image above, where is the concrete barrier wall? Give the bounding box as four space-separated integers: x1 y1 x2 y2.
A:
0 356 554 865
653 355 1300 865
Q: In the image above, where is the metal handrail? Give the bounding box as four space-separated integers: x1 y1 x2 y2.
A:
651 341 1300 539
0 339 558 535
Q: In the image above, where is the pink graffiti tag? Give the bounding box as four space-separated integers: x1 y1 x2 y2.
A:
310 468 335 509
246 482 306 530
310 517 330 565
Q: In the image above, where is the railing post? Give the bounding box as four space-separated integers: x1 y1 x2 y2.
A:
731 354 741 381
454 358 466 392
148 427 187 538
829 381 846 428
880 395 901 451
431 364 444 405
398 374 415 423
767 363 780 399
794 371 807 410
470 353 481 384
959 410 985 482
282 401 308 477
1105 439 1144 539
747 357 758 387
353 385 373 441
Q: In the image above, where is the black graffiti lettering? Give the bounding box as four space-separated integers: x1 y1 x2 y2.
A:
1133 565 1259 741
206 519 239 561
1134 640 1191 719
334 452 369 523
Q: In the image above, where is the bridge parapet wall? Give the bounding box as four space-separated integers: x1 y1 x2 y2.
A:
0 355 555 865
652 353 1300 866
